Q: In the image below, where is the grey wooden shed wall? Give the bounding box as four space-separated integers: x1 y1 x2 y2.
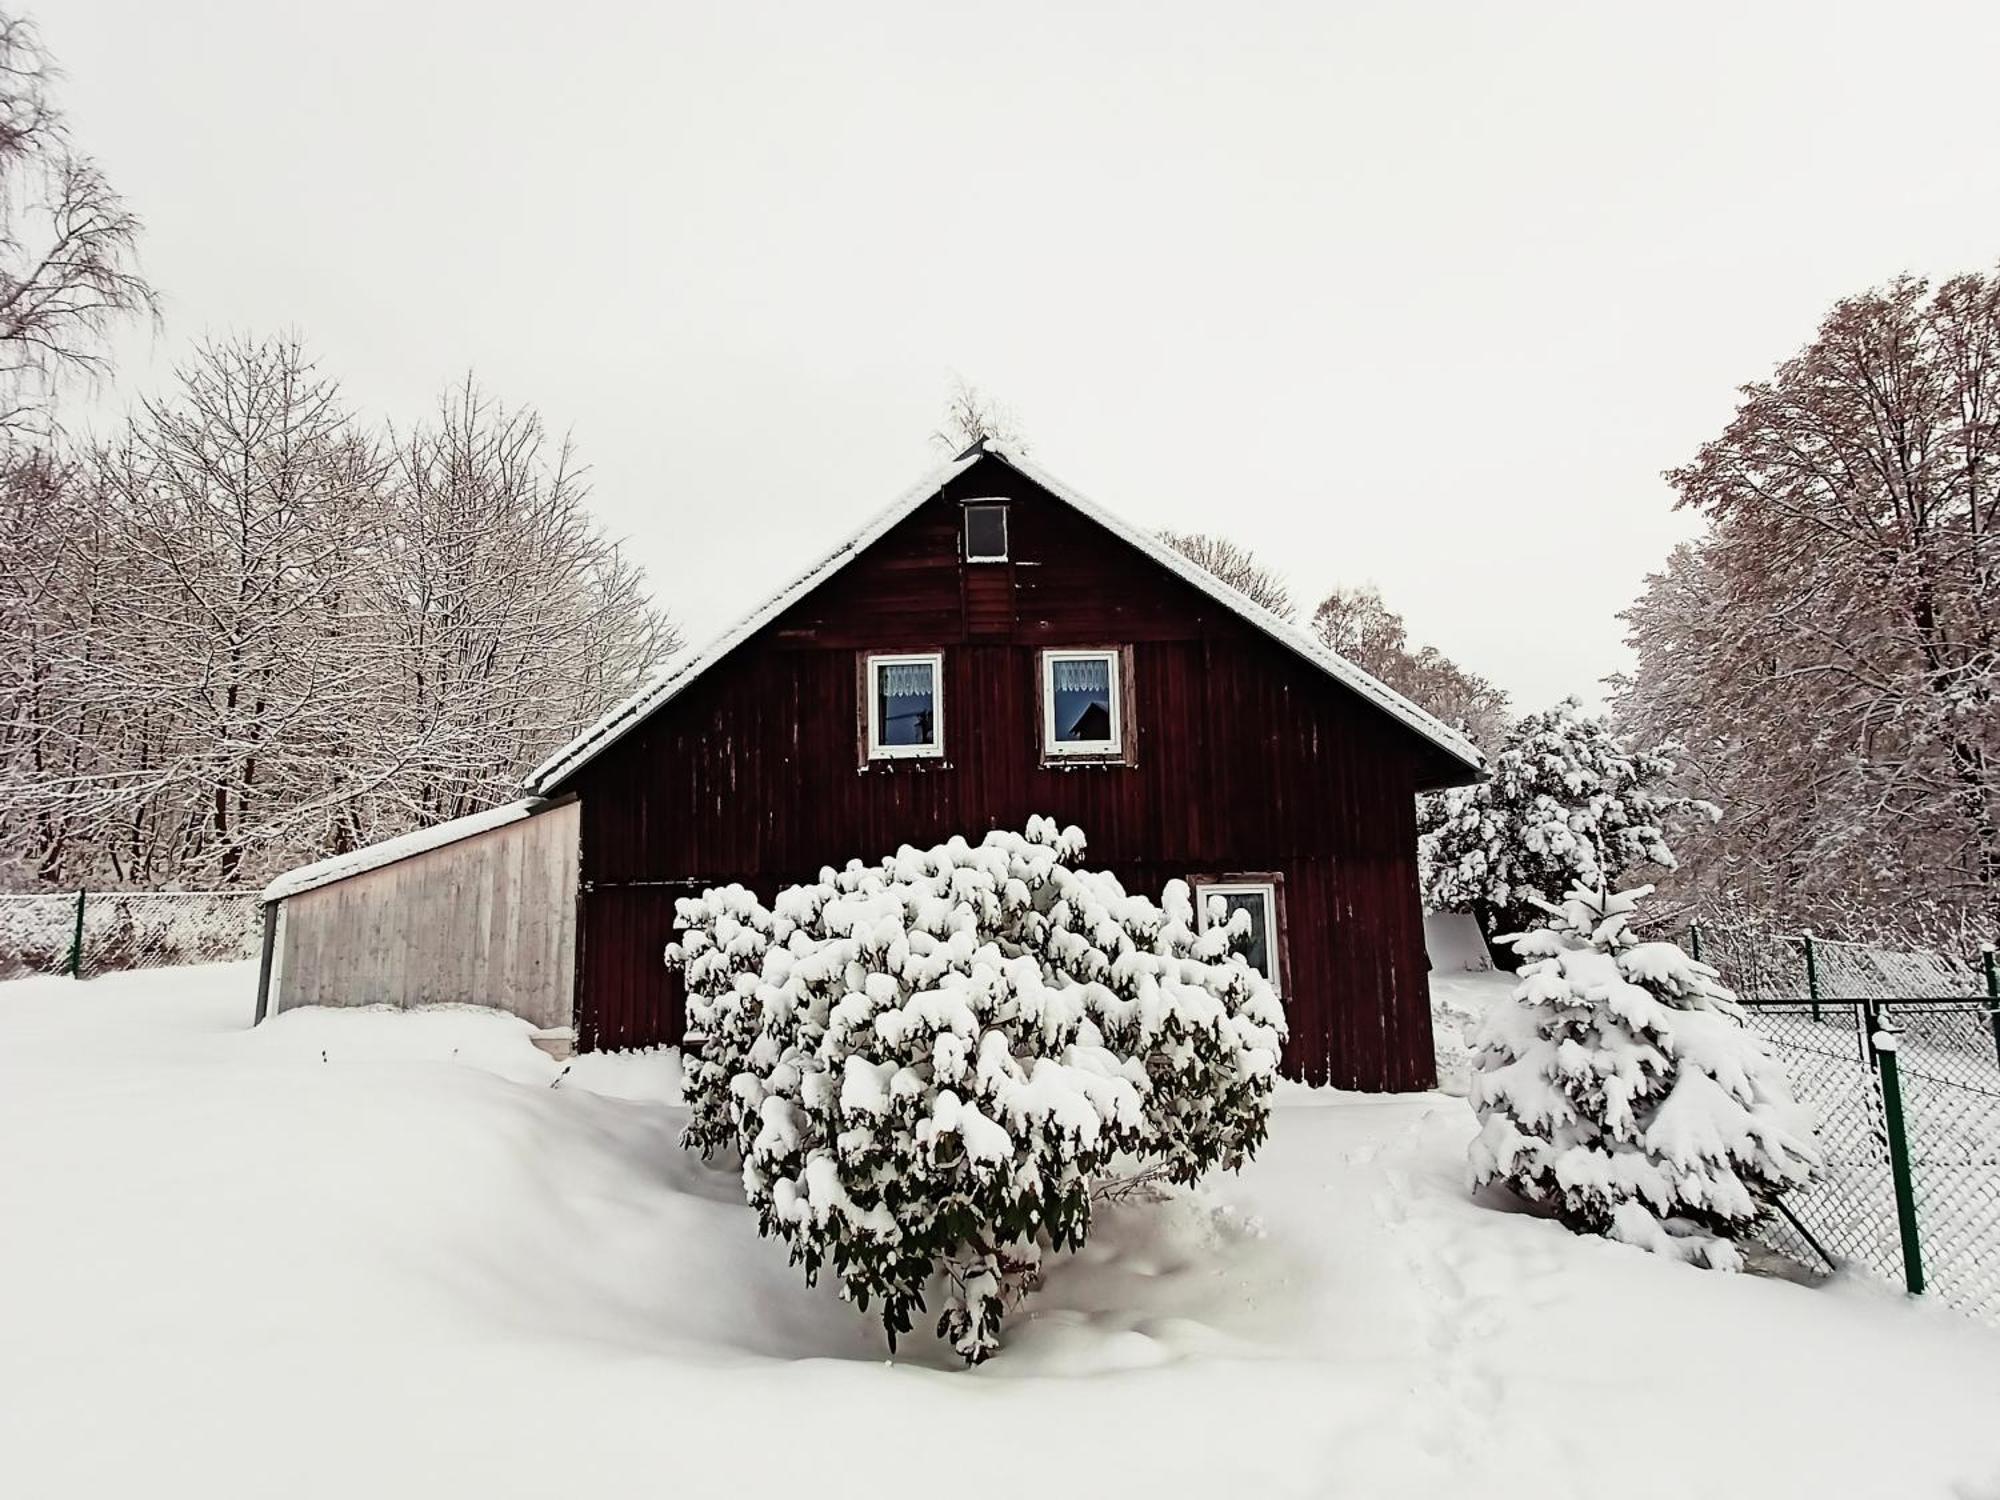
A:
270 800 579 1029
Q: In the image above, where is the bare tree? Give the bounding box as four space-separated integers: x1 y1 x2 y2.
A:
1620 269 2000 933
73 337 382 883
1310 583 1509 749
0 342 679 889
1159 530 1295 620
375 378 679 827
0 13 155 435
1311 584 1415 678
931 375 1023 455
0 444 93 881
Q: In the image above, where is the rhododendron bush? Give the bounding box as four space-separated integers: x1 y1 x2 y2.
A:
668 819 1285 1363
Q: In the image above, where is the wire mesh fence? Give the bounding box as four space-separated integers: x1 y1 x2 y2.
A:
0 890 263 980
1695 920 2000 1327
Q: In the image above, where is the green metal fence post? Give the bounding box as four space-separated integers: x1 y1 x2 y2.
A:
1803 930 1822 1023
1688 921 1703 963
1984 944 1999 1068
1870 1013 1925 1296
66 888 86 979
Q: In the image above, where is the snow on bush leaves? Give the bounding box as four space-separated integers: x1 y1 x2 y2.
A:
1468 883 1820 1270
668 818 1286 1364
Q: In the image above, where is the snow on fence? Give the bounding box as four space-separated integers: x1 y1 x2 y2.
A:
1691 921 2000 1327
0 890 263 981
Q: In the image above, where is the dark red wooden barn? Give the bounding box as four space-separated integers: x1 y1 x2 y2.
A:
520 440 1484 1090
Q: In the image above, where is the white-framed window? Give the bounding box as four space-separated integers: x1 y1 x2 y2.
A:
1194 879 1283 994
1040 648 1122 757
963 501 1009 563
864 652 944 760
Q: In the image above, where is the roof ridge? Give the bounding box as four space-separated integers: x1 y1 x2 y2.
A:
523 445 1483 794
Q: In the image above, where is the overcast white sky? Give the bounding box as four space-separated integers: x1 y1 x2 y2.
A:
42 0 2000 709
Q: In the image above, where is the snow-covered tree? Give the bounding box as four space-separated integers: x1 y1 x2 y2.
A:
0 341 677 888
372 378 675 829
1617 268 2000 937
669 819 1285 1364
0 12 156 437
1468 883 1819 1269
1420 698 1710 946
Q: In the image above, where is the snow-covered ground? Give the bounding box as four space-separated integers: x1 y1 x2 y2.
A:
5 966 2000 1500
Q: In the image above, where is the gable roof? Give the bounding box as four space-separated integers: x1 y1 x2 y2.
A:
524 442 1484 794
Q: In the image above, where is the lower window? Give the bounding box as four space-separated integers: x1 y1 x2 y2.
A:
1193 878 1283 994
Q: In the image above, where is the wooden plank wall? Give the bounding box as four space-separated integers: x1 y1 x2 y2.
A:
273 800 580 1031
567 457 1454 1089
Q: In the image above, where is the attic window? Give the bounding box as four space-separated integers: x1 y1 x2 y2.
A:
963 502 1009 563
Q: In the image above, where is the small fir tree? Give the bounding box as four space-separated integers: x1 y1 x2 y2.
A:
669 819 1285 1364
1467 883 1819 1270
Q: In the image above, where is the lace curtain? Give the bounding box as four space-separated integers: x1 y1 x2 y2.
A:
877 661 935 699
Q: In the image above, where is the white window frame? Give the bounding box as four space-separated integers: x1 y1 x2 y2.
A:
1194 879 1282 996
1040 648 1123 757
963 501 1009 563
864 652 945 761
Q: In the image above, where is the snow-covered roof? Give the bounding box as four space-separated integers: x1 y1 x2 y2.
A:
525 442 1484 794
523 451 983 793
261 798 550 903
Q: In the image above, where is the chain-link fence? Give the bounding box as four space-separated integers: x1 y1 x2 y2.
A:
1694 922 2000 1326
0 890 263 980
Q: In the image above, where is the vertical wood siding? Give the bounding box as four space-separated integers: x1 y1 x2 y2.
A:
275 800 579 1031
565 459 1452 1089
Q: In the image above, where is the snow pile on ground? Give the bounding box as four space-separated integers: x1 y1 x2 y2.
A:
5 965 2000 1499
1430 966 1515 1094
1423 910 1495 975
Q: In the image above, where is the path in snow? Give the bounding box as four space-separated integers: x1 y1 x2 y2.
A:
3 964 1999 1500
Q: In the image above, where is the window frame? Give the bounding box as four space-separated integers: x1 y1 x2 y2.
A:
861 651 946 763
1191 875 1288 998
1037 646 1132 764
962 501 1010 564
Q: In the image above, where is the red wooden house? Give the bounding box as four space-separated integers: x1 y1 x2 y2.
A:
525 439 1483 1089
259 440 1481 1087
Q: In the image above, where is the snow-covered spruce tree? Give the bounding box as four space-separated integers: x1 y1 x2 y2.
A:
1419 697 1712 949
668 819 1286 1364
1467 883 1819 1269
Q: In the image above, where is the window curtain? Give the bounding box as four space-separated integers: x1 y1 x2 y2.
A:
1051 657 1109 692
878 661 935 698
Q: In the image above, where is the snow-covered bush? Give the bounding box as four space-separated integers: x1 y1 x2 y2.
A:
668 818 1286 1363
1420 698 1713 950
674 883 780 1159
1467 883 1819 1270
